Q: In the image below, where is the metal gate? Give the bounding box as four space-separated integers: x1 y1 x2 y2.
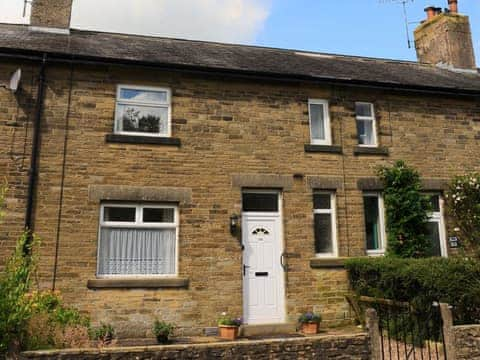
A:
362 297 448 360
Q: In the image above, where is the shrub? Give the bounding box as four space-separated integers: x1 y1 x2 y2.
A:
445 173 480 258
298 312 322 324
152 320 175 344
345 257 480 325
0 232 38 354
90 323 115 347
378 161 433 258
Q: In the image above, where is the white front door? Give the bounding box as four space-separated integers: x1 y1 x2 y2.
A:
242 192 285 324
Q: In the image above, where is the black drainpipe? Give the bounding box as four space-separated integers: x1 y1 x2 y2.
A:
24 53 47 254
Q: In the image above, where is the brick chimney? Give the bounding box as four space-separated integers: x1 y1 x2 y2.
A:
30 0 73 33
414 1 476 70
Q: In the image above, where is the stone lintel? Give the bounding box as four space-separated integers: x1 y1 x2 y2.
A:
88 185 192 205
232 174 294 190
307 176 344 191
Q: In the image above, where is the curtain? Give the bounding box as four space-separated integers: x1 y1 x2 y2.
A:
98 227 176 275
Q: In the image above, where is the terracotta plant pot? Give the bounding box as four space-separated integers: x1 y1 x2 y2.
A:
218 325 239 340
156 334 170 344
301 322 319 335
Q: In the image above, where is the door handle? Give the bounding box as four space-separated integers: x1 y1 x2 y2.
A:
243 264 250 276
280 253 288 272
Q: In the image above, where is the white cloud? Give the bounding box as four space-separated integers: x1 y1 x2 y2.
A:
0 0 30 24
71 0 272 44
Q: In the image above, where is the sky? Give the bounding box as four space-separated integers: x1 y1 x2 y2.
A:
0 0 479 63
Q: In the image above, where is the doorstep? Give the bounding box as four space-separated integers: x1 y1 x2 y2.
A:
240 323 297 337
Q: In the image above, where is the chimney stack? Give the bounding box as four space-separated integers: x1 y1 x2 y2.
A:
414 0 476 70
30 0 73 34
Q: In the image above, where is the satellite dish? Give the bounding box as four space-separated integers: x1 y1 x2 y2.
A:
9 69 22 93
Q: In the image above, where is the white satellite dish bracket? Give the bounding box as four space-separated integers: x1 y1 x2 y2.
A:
1 68 22 93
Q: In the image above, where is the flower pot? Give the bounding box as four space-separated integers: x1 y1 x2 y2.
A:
156 334 170 344
301 322 319 335
218 325 239 340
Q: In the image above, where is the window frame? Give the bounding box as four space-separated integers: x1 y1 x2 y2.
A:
313 191 338 258
308 99 332 146
97 202 179 278
355 102 378 147
425 193 448 257
114 84 172 138
363 192 386 256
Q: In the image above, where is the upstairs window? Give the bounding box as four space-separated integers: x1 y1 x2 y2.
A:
97 203 178 277
313 192 337 257
363 193 386 255
115 85 171 137
355 102 377 147
309 99 331 145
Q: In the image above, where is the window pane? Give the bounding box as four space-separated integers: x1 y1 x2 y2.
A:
313 194 331 209
310 103 326 140
426 221 442 256
242 193 278 212
356 103 372 117
98 228 176 275
119 88 167 103
357 119 375 145
427 195 440 212
117 104 168 134
314 214 332 254
104 207 136 222
143 208 175 223
364 196 381 250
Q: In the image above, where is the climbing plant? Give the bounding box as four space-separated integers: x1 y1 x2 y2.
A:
378 161 432 258
445 173 480 259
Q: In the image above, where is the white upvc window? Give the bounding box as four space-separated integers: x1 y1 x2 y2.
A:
97 203 179 277
115 85 171 137
425 194 448 257
308 99 332 145
363 192 386 256
355 102 378 147
313 192 338 257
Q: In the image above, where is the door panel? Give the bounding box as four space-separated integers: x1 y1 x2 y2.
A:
243 214 285 324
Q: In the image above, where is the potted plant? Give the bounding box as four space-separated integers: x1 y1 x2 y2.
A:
153 320 175 344
298 312 322 335
218 312 242 340
91 323 115 347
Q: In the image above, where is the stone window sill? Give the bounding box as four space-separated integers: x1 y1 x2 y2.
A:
106 134 181 146
310 258 347 269
353 146 389 156
87 277 189 289
304 144 343 154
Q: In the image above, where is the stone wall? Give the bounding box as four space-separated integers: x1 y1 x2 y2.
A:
2 60 480 336
21 334 370 360
30 0 73 29
454 325 480 360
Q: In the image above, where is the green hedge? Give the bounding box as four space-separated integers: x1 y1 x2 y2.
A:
345 257 480 325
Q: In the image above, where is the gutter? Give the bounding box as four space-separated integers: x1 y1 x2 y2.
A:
24 53 47 253
0 47 479 98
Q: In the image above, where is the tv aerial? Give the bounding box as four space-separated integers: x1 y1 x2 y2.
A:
380 0 416 49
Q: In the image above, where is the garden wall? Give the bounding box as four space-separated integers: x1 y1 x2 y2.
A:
20 333 370 360
454 325 480 360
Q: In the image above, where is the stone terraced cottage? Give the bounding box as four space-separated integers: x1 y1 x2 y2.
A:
1 0 480 338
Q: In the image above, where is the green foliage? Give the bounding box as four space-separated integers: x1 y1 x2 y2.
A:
217 312 242 327
152 320 174 343
90 323 115 341
445 173 480 258
0 232 38 354
378 161 433 258
345 257 480 325
298 311 322 324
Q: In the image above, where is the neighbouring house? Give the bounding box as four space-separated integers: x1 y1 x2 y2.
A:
0 0 479 337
